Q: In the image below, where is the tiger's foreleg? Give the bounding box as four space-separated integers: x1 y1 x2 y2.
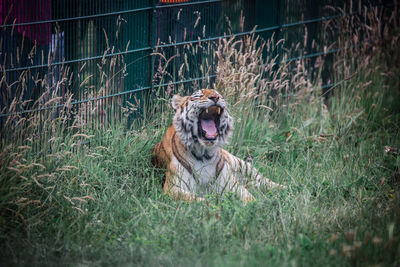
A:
231 181 256 203
217 168 255 203
163 167 204 202
229 154 285 189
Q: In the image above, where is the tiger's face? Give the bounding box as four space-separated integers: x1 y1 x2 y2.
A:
172 89 233 149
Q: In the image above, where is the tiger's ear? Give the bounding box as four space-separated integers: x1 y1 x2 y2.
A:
171 95 182 110
171 94 187 110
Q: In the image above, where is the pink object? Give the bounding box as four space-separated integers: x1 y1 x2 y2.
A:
201 119 217 138
0 0 51 45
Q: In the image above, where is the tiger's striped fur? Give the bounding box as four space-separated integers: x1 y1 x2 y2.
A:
152 89 284 202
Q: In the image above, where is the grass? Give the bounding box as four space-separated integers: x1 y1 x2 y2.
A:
1 79 399 266
1 3 400 266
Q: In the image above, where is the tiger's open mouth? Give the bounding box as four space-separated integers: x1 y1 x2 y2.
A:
198 105 223 141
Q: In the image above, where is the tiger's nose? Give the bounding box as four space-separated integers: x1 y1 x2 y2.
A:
209 95 219 103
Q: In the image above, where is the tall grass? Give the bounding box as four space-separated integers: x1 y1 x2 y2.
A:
1 2 400 266
0 22 128 242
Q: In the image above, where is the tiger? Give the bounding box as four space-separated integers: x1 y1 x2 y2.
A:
152 89 285 202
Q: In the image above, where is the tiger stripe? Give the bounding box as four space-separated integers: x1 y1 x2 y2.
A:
171 132 193 176
215 152 225 179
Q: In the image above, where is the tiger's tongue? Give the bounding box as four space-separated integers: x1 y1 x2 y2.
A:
201 119 217 138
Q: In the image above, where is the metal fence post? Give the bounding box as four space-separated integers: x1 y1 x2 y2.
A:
150 0 156 95
141 0 157 121
277 0 284 63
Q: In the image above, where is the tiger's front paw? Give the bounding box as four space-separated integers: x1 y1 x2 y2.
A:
242 193 255 203
196 196 205 202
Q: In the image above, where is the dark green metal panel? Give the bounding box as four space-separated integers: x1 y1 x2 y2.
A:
253 0 278 42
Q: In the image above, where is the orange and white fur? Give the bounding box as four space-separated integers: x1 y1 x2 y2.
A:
152 89 284 202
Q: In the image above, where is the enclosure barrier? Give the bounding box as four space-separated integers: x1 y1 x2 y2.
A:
0 0 388 126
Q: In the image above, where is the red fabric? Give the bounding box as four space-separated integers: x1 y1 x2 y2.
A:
0 0 51 45
159 0 189 3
